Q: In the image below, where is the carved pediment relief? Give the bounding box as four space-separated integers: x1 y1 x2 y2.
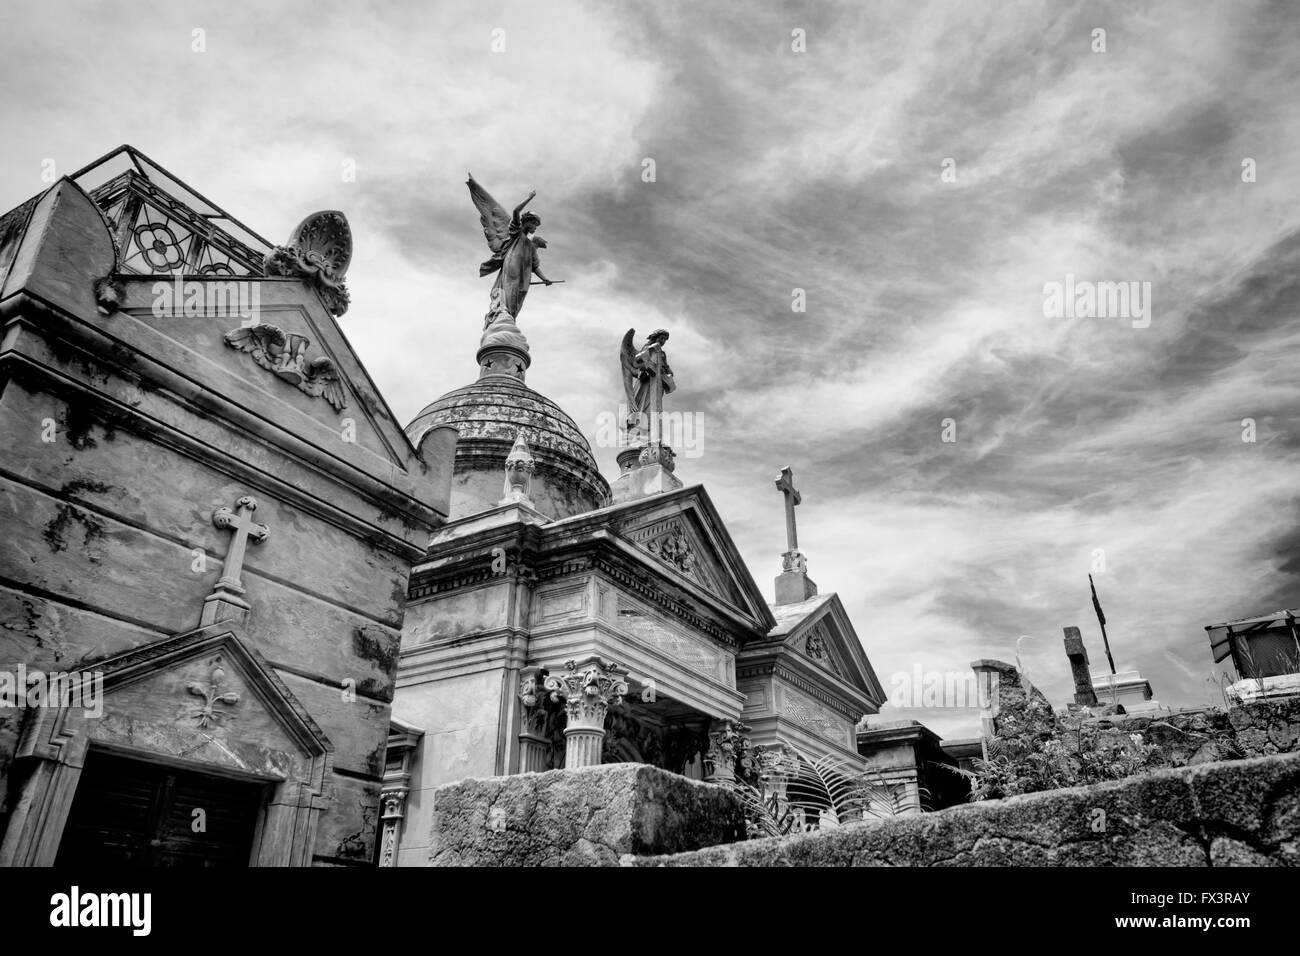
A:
621 514 742 608
640 521 702 580
795 620 846 679
19 625 331 781
224 324 347 411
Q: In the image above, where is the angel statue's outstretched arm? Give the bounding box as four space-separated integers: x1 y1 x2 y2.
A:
512 190 537 225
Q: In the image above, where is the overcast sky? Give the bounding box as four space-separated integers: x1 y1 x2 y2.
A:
3 0 1299 736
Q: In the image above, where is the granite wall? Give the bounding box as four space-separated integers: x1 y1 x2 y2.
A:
428 763 746 866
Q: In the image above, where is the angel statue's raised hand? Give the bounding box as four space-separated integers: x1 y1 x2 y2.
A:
467 174 557 328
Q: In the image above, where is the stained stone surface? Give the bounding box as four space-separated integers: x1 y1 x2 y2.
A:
428 763 746 866
627 752 1300 867
406 377 609 520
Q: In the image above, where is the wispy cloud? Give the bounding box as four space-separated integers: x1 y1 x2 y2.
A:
4 0 1299 732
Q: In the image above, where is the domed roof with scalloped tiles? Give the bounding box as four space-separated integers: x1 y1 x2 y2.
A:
406 377 609 520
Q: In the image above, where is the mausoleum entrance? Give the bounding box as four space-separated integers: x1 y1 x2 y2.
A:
54 749 266 867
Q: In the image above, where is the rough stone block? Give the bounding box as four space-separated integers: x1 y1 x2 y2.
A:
627 753 1300 867
429 763 745 866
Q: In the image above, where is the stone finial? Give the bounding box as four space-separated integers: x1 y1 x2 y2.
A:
263 210 351 316
544 657 629 768
500 430 536 506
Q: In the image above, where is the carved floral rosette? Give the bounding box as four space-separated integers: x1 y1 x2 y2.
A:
543 657 629 730
645 525 698 578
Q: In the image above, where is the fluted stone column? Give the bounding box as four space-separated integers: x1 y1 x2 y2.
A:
544 656 629 769
517 665 551 773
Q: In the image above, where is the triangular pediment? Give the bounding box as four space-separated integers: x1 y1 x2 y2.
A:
788 617 849 681
3 151 452 511
604 486 776 633
74 623 332 775
768 593 886 708
622 511 740 604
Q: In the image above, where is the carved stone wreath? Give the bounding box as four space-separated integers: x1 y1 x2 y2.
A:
644 526 699 579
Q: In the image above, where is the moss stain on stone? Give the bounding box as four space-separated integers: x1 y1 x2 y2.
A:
42 501 108 560
352 624 400 675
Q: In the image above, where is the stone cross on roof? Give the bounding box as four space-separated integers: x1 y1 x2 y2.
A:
773 466 816 604
775 466 801 553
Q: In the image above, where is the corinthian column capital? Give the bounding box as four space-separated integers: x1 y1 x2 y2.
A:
544 656 629 731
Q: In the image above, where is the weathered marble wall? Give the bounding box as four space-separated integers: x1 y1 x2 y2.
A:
392 669 506 867
0 177 451 865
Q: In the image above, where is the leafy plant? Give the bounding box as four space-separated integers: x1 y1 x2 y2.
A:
939 683 1249 801
723 744 919 839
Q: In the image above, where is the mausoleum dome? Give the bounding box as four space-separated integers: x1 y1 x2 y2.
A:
406 375 610 521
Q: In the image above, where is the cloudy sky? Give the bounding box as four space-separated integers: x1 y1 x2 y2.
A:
3 0 1299 736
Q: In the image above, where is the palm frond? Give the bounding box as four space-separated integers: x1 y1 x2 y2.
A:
722 743 916 837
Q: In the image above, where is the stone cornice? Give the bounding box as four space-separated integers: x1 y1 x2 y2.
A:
773 663 867 724
0 299 445 558
407 518 762 649
543 485 777 632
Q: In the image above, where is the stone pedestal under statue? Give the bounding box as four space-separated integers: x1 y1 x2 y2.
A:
611 443 683 503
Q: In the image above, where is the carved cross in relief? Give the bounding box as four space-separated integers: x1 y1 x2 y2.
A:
212 496 270 596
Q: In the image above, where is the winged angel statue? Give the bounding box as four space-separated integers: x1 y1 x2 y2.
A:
467 174 556 327
620 328 675 443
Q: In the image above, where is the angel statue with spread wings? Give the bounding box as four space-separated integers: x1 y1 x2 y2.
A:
467 174 557 328
620 328 675 444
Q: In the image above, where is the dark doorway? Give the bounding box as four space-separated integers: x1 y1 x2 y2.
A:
56 750 266 867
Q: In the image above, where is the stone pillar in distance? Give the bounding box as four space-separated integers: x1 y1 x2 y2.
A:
544 657 629 769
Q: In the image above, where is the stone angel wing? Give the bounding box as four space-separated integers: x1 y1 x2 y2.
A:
467 174 512 257
224 324 288 366
619 328 640 406
301 357 348 412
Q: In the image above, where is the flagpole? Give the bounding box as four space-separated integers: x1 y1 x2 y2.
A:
1090 574 1117 675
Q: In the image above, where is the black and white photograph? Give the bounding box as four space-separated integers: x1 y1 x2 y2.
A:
0 0 1292 934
